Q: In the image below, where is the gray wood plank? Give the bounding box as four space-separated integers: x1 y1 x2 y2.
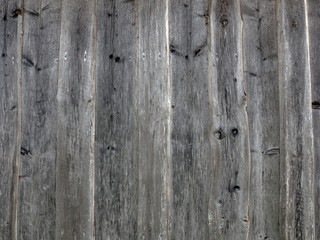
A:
134 0 171 239
169 0 211 239
307 0 320 239
307 0 320 238
0 0 21 239
207 0 250 239
240 1 280 239
277 0 315 238
55 0 96 239
17 0 60 239
94 1 137 239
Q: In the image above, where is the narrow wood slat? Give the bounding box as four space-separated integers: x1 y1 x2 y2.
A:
307 0 320 238
55 0 96 239
169 0 211 239
94 0 137 239
207 0 250 238
17 0 60 239
0 0 21 239
134 0 171 239
241 1 280 239
277 0 315 238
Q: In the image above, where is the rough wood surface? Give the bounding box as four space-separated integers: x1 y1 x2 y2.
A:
134 0 171 239
55 0 96 239
308 0 320 239
0 1 20 239
18 0 60 239
169 0 211 239
1 1 320 239
277 0 315 239
207 0 250 239
94 0 136 239
241 1 280 239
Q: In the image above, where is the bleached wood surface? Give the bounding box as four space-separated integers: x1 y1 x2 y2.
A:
0 0 318 239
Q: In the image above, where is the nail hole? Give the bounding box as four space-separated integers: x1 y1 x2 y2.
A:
115 56 120 62
109 54 113 59
231 128 238 136
220 16 228 26
214 129 224 140
233 185 240 192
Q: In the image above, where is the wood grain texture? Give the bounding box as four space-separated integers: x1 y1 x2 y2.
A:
169 0 211 239
241 1 280 239
277 0 315 239
1 0 320 239
55 0 96 239
308 0 320 239
94 0 136 239
17 0 60 239
134 0 171 239
207 0 250 239
0 0 21 239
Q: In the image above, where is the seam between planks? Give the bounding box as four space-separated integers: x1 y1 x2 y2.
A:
165 0 173 238
11 0 24 238
304 0 316 237
239 1 251 239
54 0 63 238
90 0 98 238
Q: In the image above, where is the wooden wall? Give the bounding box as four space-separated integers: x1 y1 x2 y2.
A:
0 0 319 239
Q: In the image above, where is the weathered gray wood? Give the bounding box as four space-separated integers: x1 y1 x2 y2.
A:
169 0 211 239
134 0 171 239
277 0 315 239
207 0 250 239
240 1 280 239
17 0 60 239
307 0 320 239
0 1 21 239
55 0 96 239
94 1 137 239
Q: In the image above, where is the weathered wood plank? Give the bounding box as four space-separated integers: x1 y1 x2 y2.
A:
277 0 315 238
94 1 137 239
307 0 320 238
55 0 96 239
240 1 280 239
0 0 21 239
134 0 171 239
17 0 60 239
207 0 250 238
169 0 211 239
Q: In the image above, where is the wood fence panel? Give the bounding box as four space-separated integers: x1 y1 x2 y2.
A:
1 0 320 239
0 1 21 239
18 0 60 239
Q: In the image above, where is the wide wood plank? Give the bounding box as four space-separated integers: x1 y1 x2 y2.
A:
169 0 211 239
94 1 136 239
0 0 21 239
134 0 171 239
17 0 60 239
207 0 250 238
240 1 280 239
55 0 96 239
277 0 315 238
